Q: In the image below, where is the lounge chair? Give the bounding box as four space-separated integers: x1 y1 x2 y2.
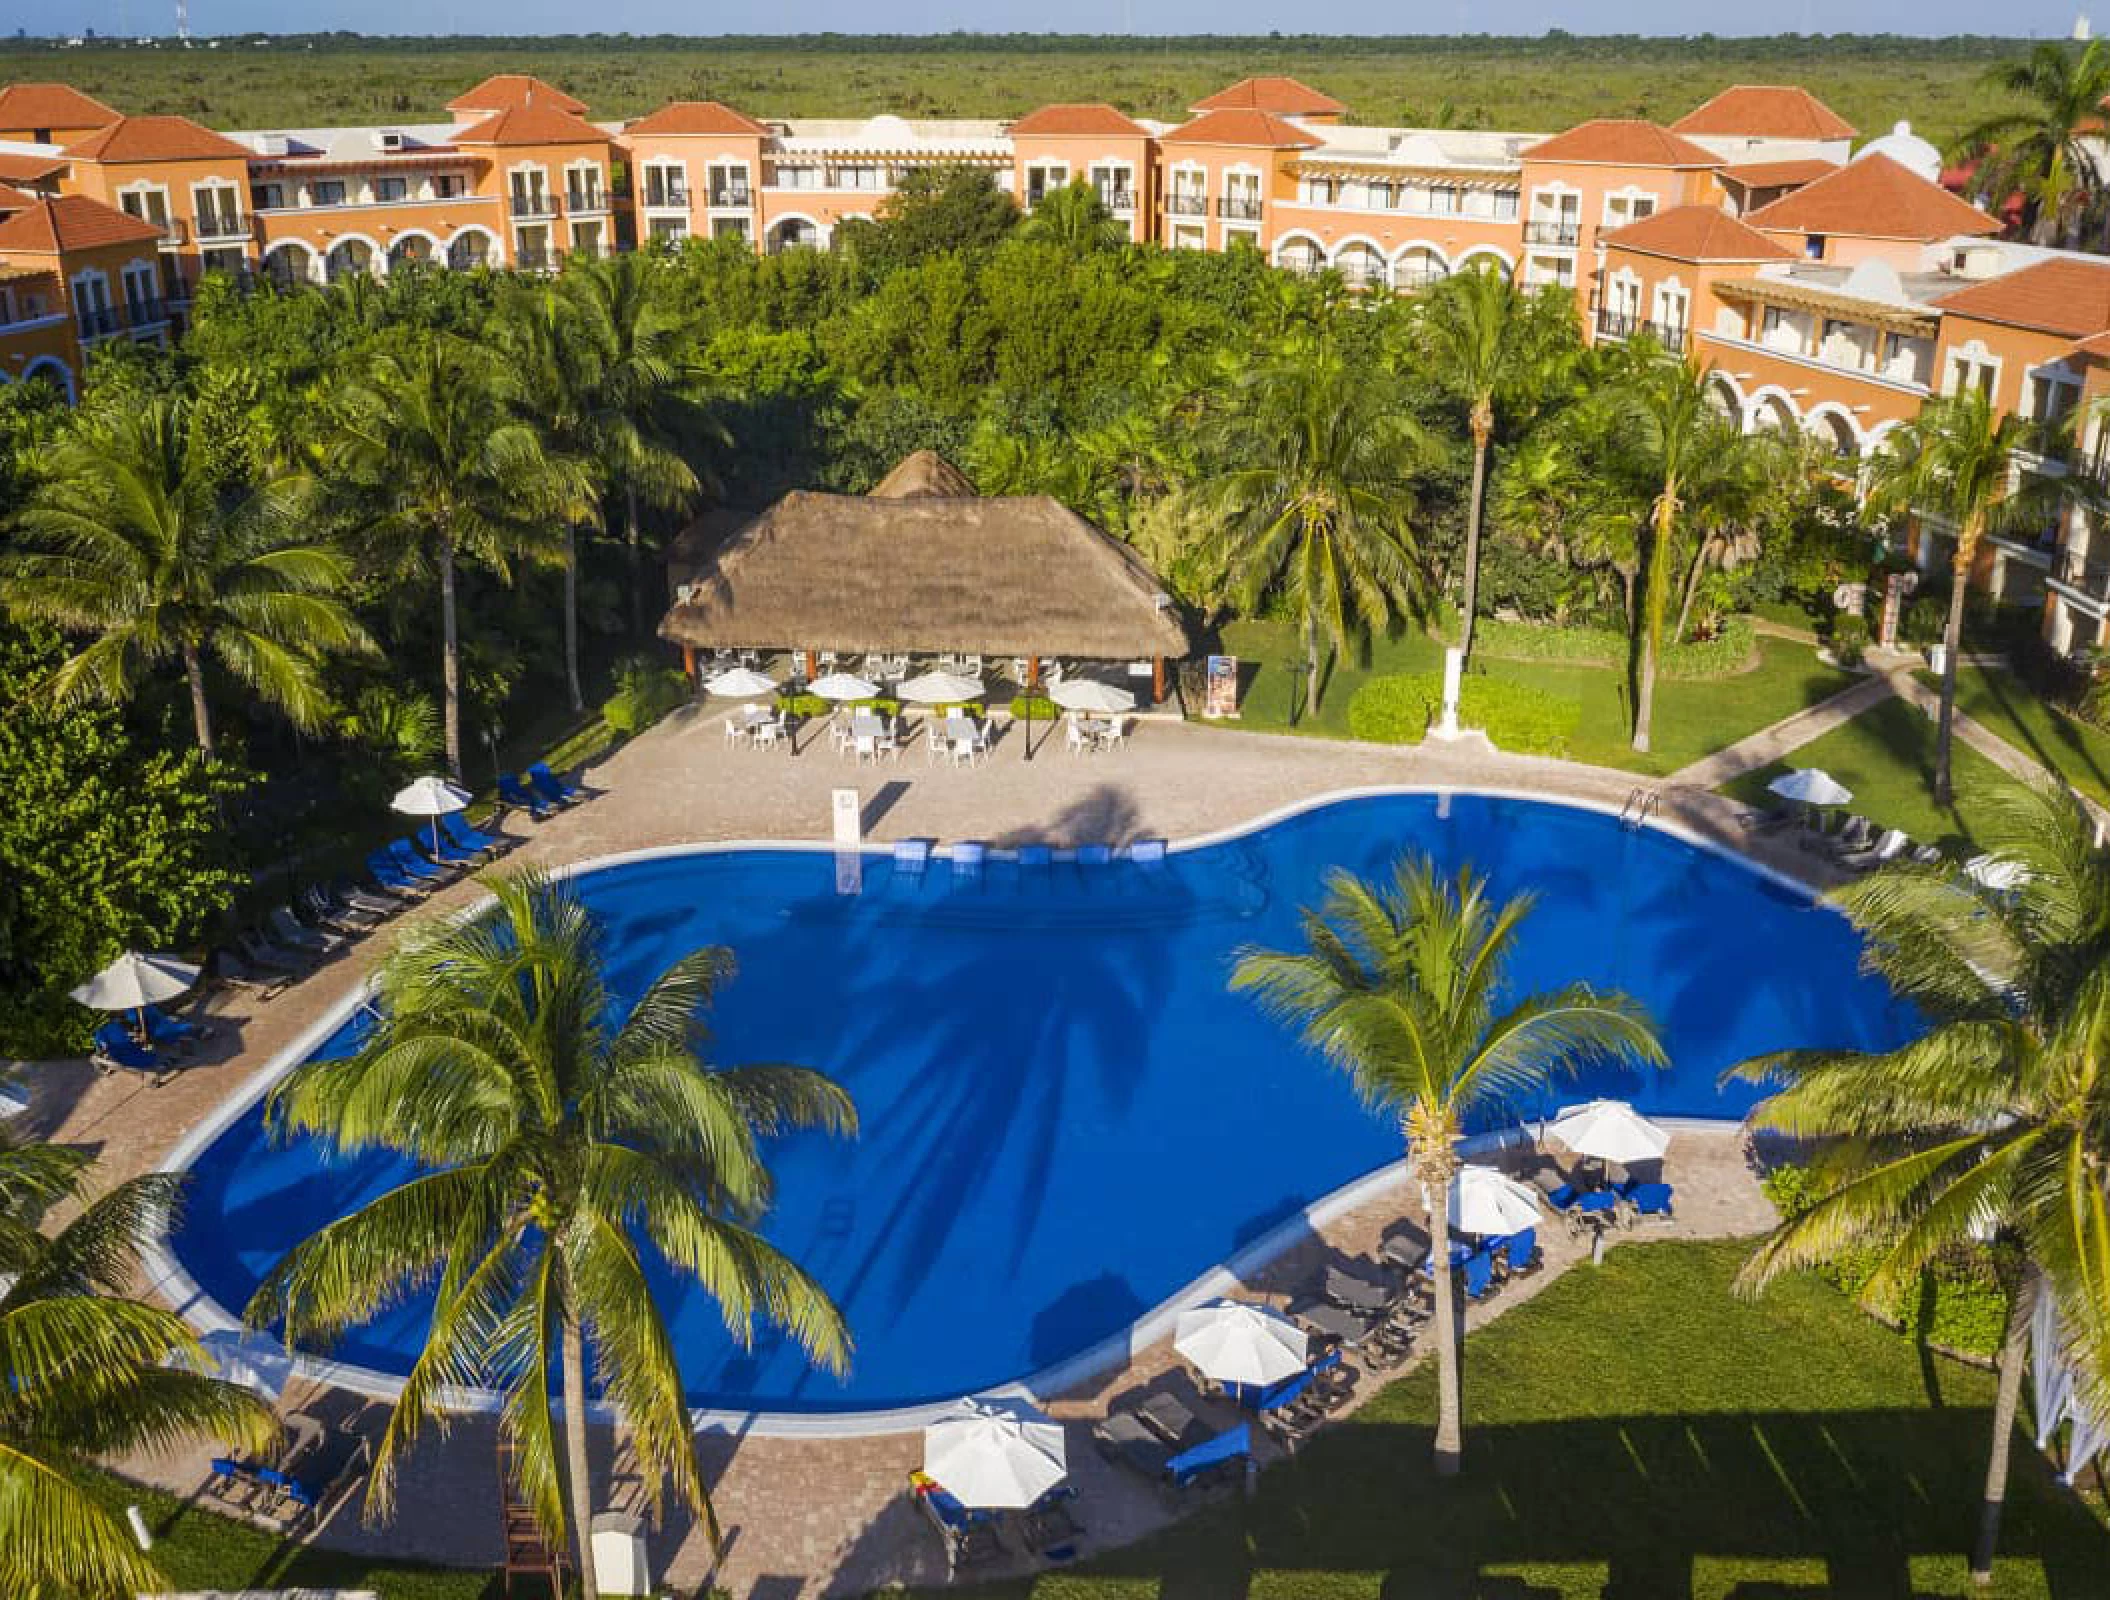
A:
1093 1411 1174 1481
236 928 309 976
497 774 553 820
315 882 395 924
1166 1423 1251 1497
1020 1482 1083 1562
210 949 289 998
1499 1227 1542 1278
1075 843 1112 867
1135 1391 1208 1449
1840 828 1910 873
91 1021 174 1084
951 841 987 880
270 906 345 956
1294 1298 1380 1348
388 837 456 883
909 1472 1002 1572
892 839 931 880
421 824 484 868
1378 1230 1431 1274
1322 1262 1397 1314
1739 802 1798 834
366 851 429 896
442 811 509 857
140 1003 207 1054
1128 837 1168 869
1628 1182 1675 1222
1017 843 1052 868
527 761 584 805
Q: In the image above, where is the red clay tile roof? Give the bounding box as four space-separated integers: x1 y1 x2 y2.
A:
1719 157 1840 191
64 114 249 163
1160 108 1322 150
1520 119 1722 168
1009 103 1150 138
1600 204 1796 262
625 100 770 138
2072 330 2110 360
446 75 586 115
0 182 33 211
0 193 164 253
1746 154 1998 241
0 151 69 186
451 104 612 148
0 82 119 131
1672 85 1857 141
1932 257 2110 338
1191 76 1346 116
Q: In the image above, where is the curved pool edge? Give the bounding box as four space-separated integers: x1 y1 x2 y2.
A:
141 780 1816 1439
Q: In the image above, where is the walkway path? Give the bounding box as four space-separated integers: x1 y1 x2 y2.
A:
1665 671 1899 789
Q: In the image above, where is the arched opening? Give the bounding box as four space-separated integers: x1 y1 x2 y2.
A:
1274 235 1323 277
388 233 435 270
1751 393 1799 435
1454 249 1514 280
767 216 821 254
261 242 317 290
1393 246 1448 291
1809 410 1859 460
1332 240 1385 290
1703 373 1744 422
446 229 494 271
21 357 74 402
324 238 376 284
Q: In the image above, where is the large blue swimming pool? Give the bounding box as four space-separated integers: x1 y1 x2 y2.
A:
171 793 1914 1416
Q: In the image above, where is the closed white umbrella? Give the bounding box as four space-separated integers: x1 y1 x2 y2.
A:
1050 679 1137 714
1767 768 1853 807
809 672 880 702
1966 853 2031 891
194 1327 294 1402
1448 1164 1543 1236
69 951 200 1013
1548 1099 1671 1165
921 1397 1066 1510
705 667 779 699
1174 1298 1308 1387
391 774 472 857
899 669 986 705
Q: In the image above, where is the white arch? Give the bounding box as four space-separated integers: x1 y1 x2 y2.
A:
766 212 824 252
260 238 319 285
1329 236 1387 290
1325 232 1389 263
1453 245 1515 276
1389 239 1452 270
1746 384 1801 435
1864 418 1903 456
1701 367 1748 420
323 233 383 282
1804 402 1865 455
386 228 439 263
445 224 498 269
22 356 74 402
1391 241 1451 291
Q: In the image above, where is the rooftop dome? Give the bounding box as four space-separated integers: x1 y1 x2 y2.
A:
1854 120 1942 185
859 113 919 144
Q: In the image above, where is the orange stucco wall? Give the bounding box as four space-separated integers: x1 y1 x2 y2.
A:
1932 314 2085 418
1011 133 1157 242
620 131 766 243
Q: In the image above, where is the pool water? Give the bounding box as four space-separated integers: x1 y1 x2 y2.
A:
171 793 1914 1415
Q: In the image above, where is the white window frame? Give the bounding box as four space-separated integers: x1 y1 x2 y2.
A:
1087 159 1134 201
562 158 606 212
705 161 751 207
1602 185 1659 227
189 178 243 237
507 162 552 211
2024 360 2083 425
640 158 688 209
115 179 172 233
1943 338 2003 400
1023 159 1069 205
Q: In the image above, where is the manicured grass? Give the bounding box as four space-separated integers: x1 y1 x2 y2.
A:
1213 620 1853 777
1718 695 2039 856
1924 664 2110 812
915 1240 2109 1599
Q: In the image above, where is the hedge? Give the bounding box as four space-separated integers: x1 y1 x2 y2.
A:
1008 694 1060 721
1762 1164 2012 1360
600 659 689 737
1472 615 1758 680
1346 672 1581 758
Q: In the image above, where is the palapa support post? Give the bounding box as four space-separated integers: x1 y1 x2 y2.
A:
1153 655 1166 705
1027 655 1041 688
804 649 818 681
681 644 698 687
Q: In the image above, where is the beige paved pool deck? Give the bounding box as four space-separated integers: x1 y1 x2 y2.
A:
37 708 1835 1598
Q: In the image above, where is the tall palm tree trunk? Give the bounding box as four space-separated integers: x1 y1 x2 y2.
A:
439 534 463 781
1934 528 1977 807
562 1308 601 1600
563 523 584 714
1304 613 1322 721
1970 1274 2032 1585
1632 492 1677 753
182 642 215 757
1460 411 1492 663
625 483 643 638
1422 1135 1464 1476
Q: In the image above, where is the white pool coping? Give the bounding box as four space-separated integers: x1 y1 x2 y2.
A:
140 782 1830 1439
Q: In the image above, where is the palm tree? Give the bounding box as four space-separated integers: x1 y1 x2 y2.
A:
1411 269 1578 661
331 333 562 778
1954 40 2110 245
1017 178 1128 252
1727 780 2110 1586
1 394 372 757
1490 426 1639 628
248 870 855 1597
0 1137 275 1597
1200 344 1430 719
1232 858 1663 1475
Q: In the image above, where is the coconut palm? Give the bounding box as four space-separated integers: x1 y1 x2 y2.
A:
1017 178 1128 253
1727 780 2110 1585
1 394 372 757
330 332 563 778
1232 858 1663 1475
1200 343 1430 719
0 1138 275 1598
1410 269 1579 661
1954 40 2110 245
1490 425 1639 628
248 870 854 1597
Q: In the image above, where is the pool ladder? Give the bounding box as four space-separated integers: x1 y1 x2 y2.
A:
1619 787 1661 830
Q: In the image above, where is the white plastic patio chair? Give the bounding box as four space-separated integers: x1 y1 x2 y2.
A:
1064 714 1091 757
723 716 752 747
750 716 786 752
1099 716 1129 753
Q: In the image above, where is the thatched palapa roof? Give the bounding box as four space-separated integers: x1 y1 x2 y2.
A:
658 454 1191 659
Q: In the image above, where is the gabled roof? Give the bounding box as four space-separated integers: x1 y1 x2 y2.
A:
1933 257 2110 338
451 103 611 148
1009 103 1150 138
1747 153 1997 241
1601 204 1796 263
1161 108 1322 150
1719 157 1839 191
0 193 163 253
0 181 33 211
446 74 586 115
1191 76 1346 117
64 114 249 164
2072 329 2110 361
0 82 119 131
0 151 70 186
625 100 770 138
1672 85 1857 141
1520 119 1721 169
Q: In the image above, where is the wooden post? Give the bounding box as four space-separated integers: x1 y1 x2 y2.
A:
1027 655 1041 689
804 649 818 680
1153 656 1166 704
682 644 698 685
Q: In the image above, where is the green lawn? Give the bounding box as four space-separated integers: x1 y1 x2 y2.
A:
1214 621 1853 778
1719 696 2037 856
1925 664 2110 812
916 1240 2109 1599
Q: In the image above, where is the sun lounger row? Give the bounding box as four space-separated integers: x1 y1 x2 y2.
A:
496 761 588 820
1543 1176 1675 1231
1092 1401 1251 1501
908 1470 1082 1572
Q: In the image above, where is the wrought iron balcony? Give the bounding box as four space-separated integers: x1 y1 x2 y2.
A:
1523 218 1581 247
1217 195 1263 221
508 194 558 219
1165 192 1207 218
709 182 751 208
644 181 690 208
76 304 121 337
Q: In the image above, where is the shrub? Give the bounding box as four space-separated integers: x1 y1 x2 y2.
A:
1346 672 1580 757
1346 674 1438 744
1828 613 1871 669
1008 694 1059 721
1662 615 1756 680
601 655 689 737
1901 592 1948 647
775 692 828 720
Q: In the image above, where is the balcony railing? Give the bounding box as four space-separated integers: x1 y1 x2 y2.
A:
514 246 557 271
2058 549 2110 600
150 218 187 247
1100 189 1135 214
509 194 557 219
194 211 247 242
643 181 690 208
1217 195 1263 221
76 305 121 337
125 298 167 327
565 189 607 214
1165 192 1207 218
1523 218 1581 247
709 182 751 208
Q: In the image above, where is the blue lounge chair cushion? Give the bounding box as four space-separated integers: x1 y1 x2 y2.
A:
1629 1182 1675 1216
1577 1189 1620 1215
527 761 582 804
1463 1249 1496 1299
424 830 481 865
387 839 448 880
498 775 552 819
920 1480 994 1530
1075 843 1113 866
1422 1240 1476 1278
441 812 501 854
366 851 419 891
1017 844 1052 867
92 1021 164 1073
1167 1423 1250 1486
142 1004 201 1046
1129 838 1168 867
1503 1228 1538 1271
1546 1183 1579 1211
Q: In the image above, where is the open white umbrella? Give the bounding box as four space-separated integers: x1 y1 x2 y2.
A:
391 774 472 858
922 1397 1066 1510
705 666 779 699
1767 767 1853 807
1050 679 1137 714
1966 853 2032 891
809 671 880 703
1448 1164 1543 1236
899 669 986 705
69 951 200 1013
194 1327 294 1402
1174 1298 1308 1387
1548 1099 1671 1165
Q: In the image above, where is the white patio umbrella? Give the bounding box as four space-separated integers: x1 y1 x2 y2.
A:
1173 1298 1308 1387
809 671 881 703
1767 767 1853 808
194 1327 295 1403
899 669 986 705
921 1397 1067 1510
1448 1164 1544 1236
1050 679 1138 714
704 666 779 699
69 951 200 1013
391 774 472 858
1547 1099 1672 1166
1966 853 2032 891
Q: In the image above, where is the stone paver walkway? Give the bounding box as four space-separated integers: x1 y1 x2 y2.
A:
1666 671 1899 790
